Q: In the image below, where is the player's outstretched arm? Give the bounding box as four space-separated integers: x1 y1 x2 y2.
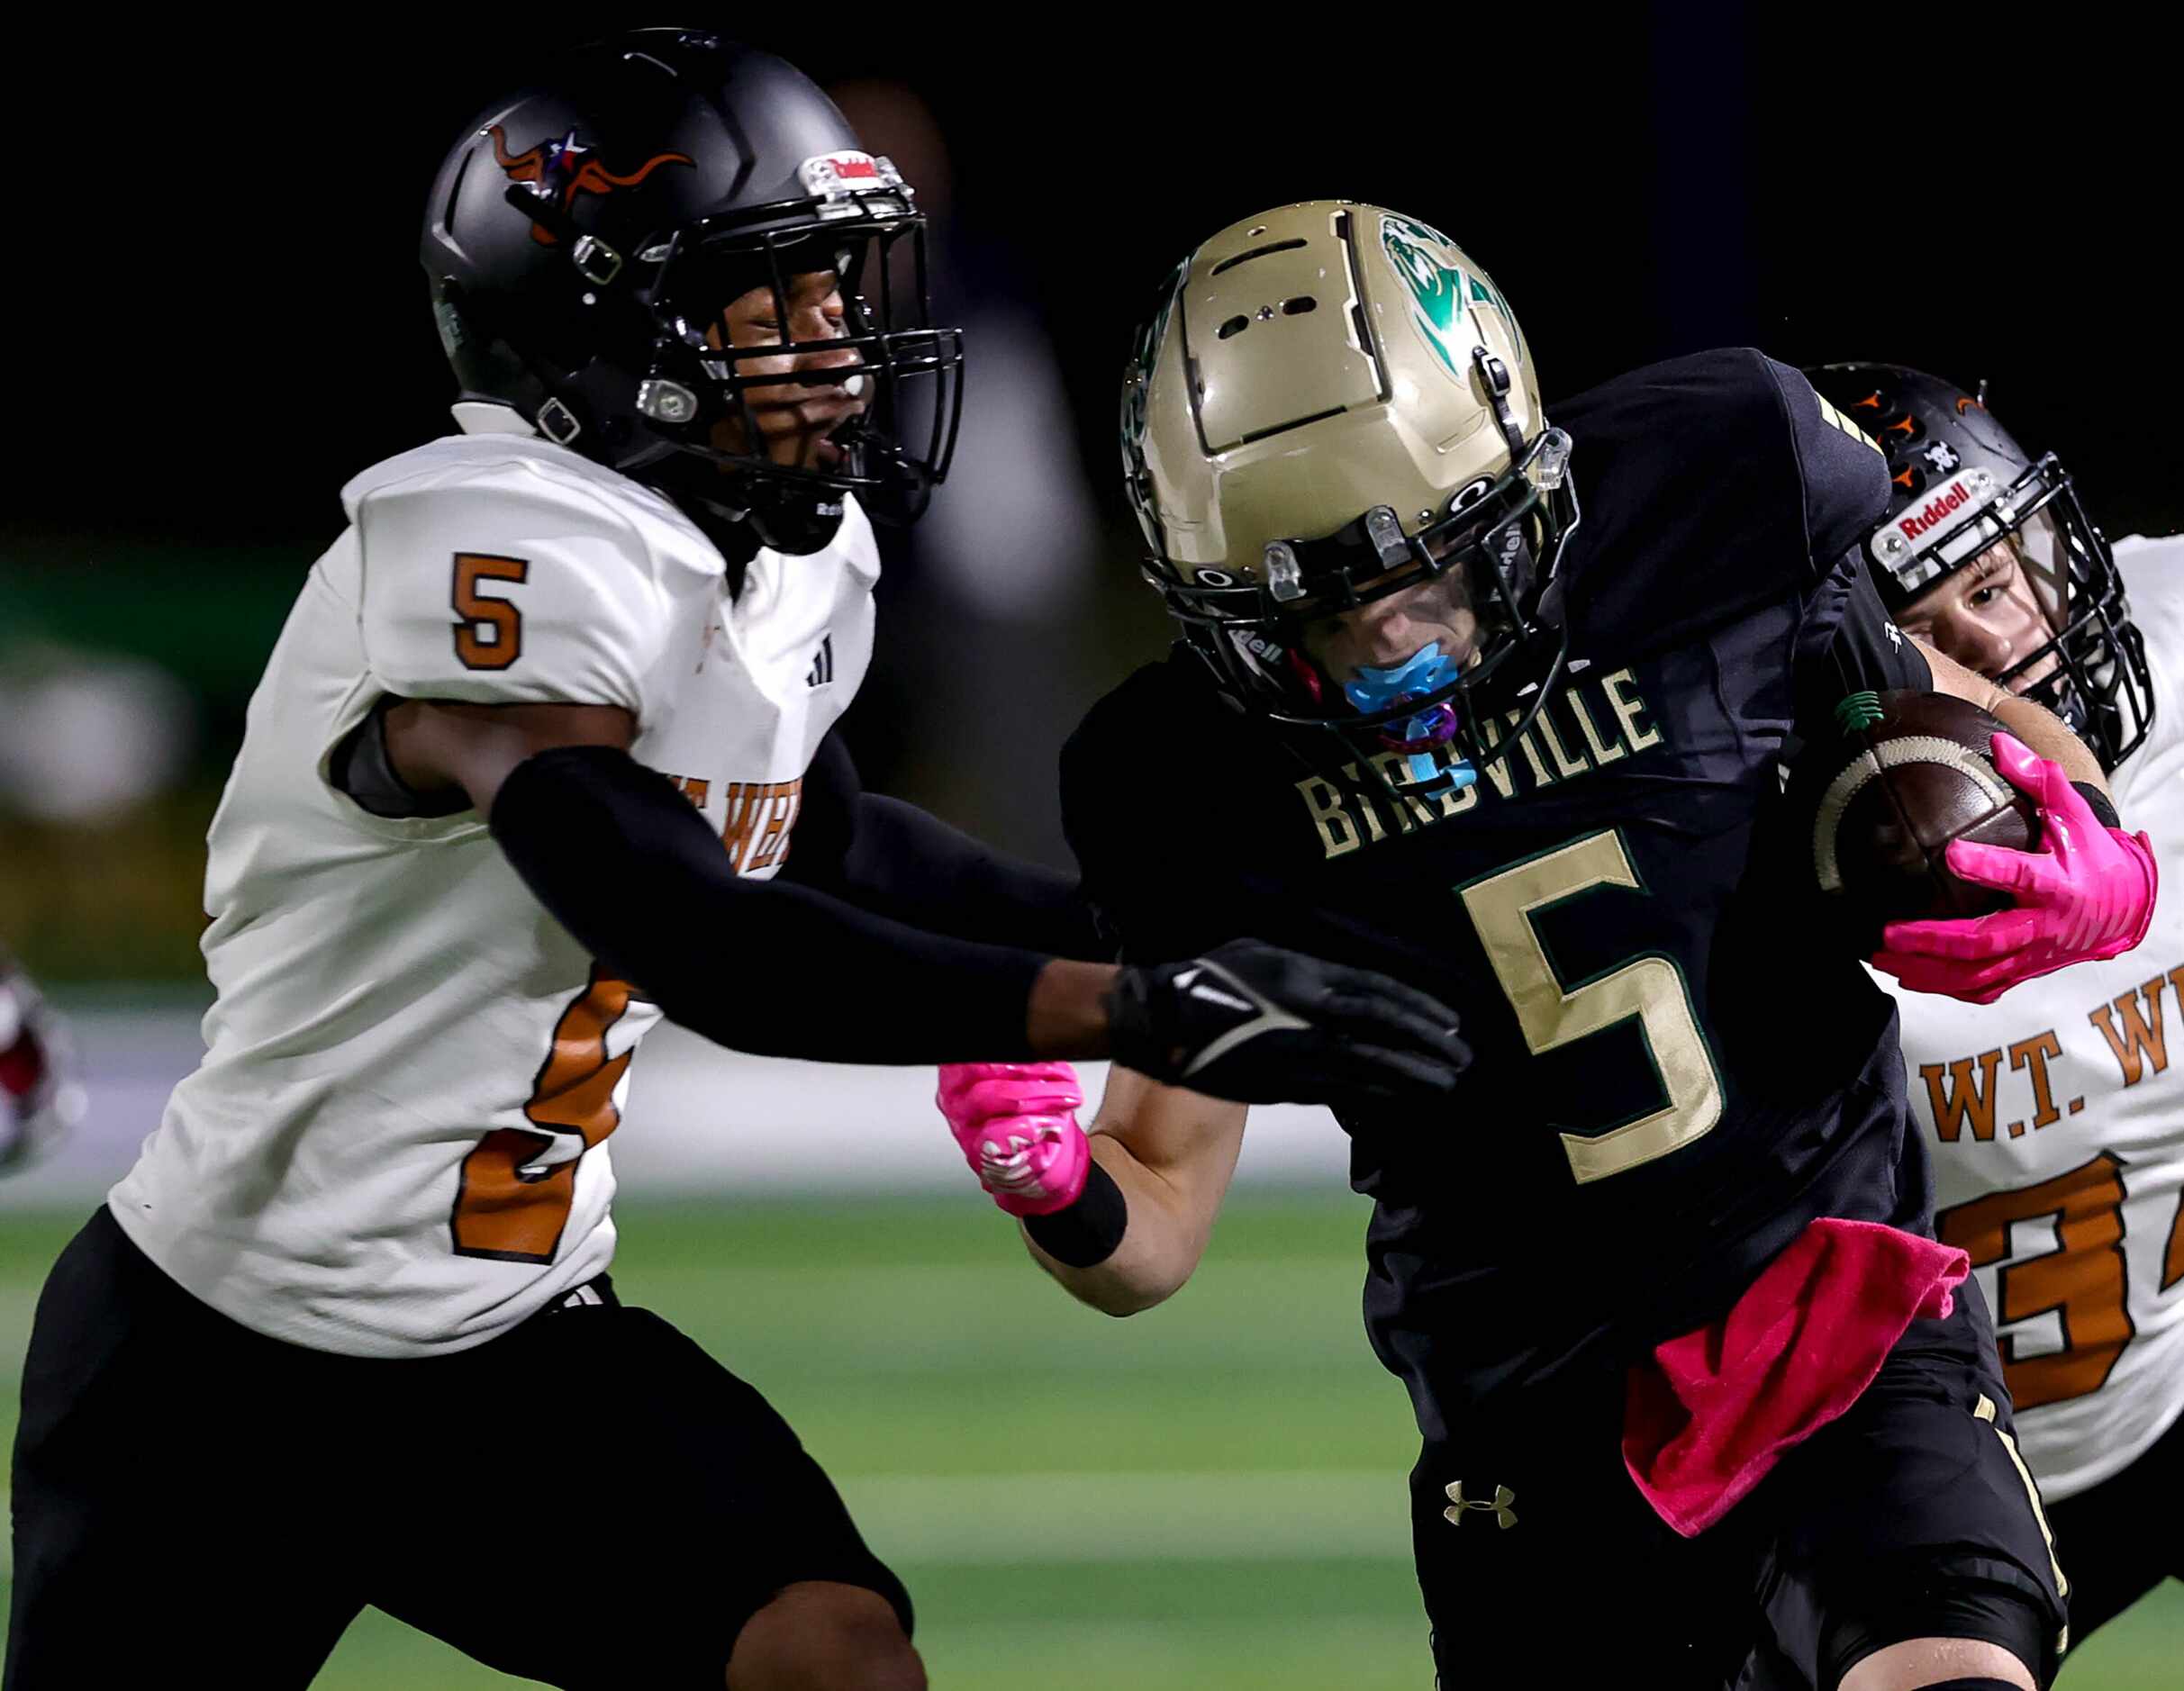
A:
780 731 1106 959
382 700 1472 1101
1039 1070 1246 1316
939 1060 1246 1316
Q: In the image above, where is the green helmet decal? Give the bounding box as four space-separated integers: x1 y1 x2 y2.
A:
1466 268 1522 361
1378 214 1523 375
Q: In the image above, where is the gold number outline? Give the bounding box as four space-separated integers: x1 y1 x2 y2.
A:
1457 827 1726 1185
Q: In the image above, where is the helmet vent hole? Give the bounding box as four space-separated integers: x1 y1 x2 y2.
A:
1247 225 1267 237
1282 296 1317 316
440 149 474 237
1210 239 1307 277
1218 316 1251 340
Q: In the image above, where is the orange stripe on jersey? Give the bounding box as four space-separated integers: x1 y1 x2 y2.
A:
451 967 634 1264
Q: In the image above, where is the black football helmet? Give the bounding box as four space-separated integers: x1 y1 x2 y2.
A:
421 30 963 555
1804 362 2152 772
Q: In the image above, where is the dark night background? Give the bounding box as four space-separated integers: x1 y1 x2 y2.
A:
4 11 2178 976
12 31 2184 1688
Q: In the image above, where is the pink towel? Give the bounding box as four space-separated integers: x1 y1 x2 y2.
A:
1623 1218 1969 1537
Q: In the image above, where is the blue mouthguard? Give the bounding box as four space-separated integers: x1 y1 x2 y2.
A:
1340 644 1477 794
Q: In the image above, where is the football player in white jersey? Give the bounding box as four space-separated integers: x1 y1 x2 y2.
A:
1808 362 2181 1654
3 33 1471 1691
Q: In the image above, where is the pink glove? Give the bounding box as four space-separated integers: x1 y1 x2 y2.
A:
937 1062 1091 1217
1872 732 2157 1005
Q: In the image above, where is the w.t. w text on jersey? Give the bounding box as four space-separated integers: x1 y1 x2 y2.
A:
110 407 877 1358
1880 536 2184 1501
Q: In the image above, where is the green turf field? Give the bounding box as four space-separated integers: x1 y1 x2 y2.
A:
2 1197 2177 1687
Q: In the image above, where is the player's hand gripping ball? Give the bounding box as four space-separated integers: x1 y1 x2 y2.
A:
1873 731 2156 1004
937 1062 1092 1217
1809 690 2043 942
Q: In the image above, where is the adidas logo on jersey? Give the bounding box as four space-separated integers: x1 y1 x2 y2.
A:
806 634 835 689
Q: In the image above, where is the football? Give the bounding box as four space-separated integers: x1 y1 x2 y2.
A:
1808 689 2041 943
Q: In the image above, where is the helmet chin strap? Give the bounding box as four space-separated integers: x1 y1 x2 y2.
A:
639 451 846 569
739 477 847 556
1341 644 1478 793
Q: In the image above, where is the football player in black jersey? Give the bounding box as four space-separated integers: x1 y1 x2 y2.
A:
940 206 2160 1689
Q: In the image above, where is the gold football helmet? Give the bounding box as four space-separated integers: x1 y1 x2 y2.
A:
1120 202 1577 789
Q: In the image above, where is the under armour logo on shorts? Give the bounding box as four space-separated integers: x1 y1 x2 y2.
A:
1443 1481 1517 1529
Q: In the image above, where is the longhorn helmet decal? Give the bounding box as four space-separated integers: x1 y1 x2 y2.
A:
489 124 694 246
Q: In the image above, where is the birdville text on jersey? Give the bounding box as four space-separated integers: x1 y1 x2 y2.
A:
1298 665 1662 860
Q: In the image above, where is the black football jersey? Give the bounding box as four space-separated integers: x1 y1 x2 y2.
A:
1061 348 1935 1437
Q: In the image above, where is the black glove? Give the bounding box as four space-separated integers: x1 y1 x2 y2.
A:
1106 938 1470 1108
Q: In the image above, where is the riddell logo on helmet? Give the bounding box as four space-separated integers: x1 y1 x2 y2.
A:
1897 477 1980 542
491 126 694 247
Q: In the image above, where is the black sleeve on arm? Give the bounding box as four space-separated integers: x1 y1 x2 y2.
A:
489 745 1048 1063
782 731 1108 959
1762 355 1894 581
1789 555 1934 752
1059 673 1241 965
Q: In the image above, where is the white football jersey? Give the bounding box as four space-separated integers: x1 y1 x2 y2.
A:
1880 535 2184 1500
110 405 876 1358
